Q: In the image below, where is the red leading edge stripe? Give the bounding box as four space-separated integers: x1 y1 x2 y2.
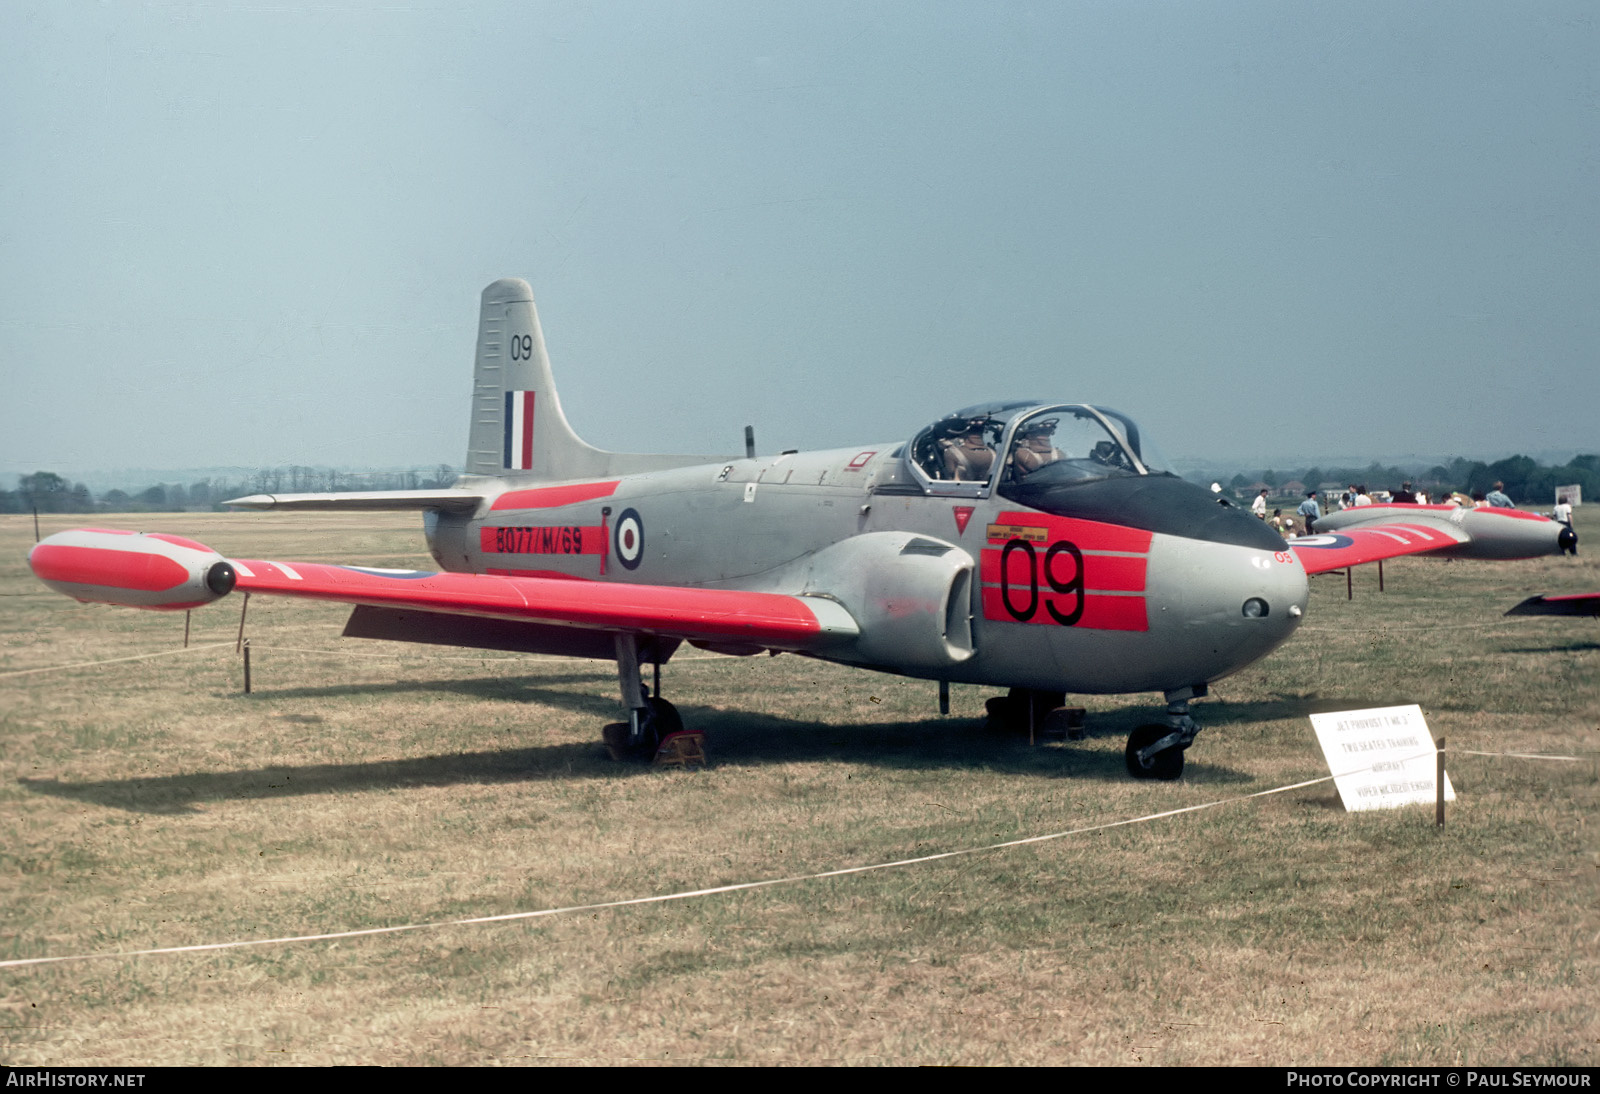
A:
229 560 832 645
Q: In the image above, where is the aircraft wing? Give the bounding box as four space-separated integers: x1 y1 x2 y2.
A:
1290 505 1575 576
1288 521 1470 575
27 529 859 652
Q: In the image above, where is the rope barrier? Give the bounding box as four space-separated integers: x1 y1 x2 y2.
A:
1454 748 1586 762
0 643 234 679
0 773 1337 971
0 743 1586 971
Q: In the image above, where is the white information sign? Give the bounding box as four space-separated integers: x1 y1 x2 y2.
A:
1309 704 1455 812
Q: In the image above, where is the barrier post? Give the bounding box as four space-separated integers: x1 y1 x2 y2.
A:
235 593 250 653
1435 736 1445 828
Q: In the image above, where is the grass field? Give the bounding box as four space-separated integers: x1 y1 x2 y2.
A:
2 508 1596 1065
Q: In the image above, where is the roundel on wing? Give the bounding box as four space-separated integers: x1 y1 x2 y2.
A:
615 508 644 570
1290 533 1355 550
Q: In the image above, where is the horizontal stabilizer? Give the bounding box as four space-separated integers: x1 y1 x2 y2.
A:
224 490 484 513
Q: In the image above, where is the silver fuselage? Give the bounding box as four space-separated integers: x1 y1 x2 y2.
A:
427 445 1309 695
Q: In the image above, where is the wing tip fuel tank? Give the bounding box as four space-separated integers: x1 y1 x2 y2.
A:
28 529 237 610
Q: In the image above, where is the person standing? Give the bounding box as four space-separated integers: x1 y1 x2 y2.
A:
1486 481 1514 508
1298 491 1322 534
1252 488 1269 518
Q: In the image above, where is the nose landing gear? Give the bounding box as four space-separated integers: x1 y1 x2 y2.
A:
1125 686 1205 780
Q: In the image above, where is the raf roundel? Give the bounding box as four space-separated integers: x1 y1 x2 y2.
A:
1289 533 1355 550
614 508 645 570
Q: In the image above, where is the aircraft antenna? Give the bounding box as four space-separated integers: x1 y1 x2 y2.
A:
744 426 756 459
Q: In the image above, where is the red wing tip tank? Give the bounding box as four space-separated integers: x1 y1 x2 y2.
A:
27 276 1577 779
30 529 237 611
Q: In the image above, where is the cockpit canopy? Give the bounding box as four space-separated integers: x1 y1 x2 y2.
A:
907 400 1166 494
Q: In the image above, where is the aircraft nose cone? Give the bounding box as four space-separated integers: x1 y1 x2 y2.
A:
1228 547 1307 638
1148 536 1308 684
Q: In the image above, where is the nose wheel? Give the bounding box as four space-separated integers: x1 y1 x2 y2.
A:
1124 687 1204 780
1125 724 1185 779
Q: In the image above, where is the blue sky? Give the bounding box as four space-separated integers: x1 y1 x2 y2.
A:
3 1 1595 481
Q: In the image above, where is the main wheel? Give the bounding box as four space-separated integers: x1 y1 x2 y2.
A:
1125 724 1185 780
645 696 683 740
601 722 636 761
1041 706 1087 741
984 688 1066 735
602 698 685 761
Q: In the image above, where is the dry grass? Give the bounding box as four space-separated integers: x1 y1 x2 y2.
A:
1 508 1596 1065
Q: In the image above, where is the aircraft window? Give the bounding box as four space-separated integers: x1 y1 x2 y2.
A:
1093 406 1168 473
1004 408 1140 485
911 415 1005 483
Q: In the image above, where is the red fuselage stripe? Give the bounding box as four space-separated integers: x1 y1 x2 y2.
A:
989 511 1154 553
480 525 605 555
978 587 1148 632
490 480 621 511
978 549 1146 591
485 568 594 581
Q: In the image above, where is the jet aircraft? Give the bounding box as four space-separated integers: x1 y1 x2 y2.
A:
28 279 1579 779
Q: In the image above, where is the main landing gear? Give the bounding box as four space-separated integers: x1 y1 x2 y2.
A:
984 683 1205 780
1123 685 1205 781
602 634 702 765
984 688 1087 741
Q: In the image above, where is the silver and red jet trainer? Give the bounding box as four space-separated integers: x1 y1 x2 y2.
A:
29 278 1578 779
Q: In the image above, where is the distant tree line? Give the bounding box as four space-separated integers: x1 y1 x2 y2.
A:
1223 454 1599 505
0 465 457 514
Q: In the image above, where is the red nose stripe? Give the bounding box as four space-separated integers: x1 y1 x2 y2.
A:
30 544 189 592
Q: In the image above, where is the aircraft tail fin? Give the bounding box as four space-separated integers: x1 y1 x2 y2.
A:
465 278 595 479
465 278 720 481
